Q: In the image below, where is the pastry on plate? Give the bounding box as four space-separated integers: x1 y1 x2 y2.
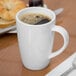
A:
0 0 26 28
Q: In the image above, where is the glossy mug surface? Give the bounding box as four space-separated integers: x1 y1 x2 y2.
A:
16 7 69 70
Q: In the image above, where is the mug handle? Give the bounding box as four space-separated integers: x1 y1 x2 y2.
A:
49 25 69 59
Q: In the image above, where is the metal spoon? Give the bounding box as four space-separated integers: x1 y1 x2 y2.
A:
54 8 63 15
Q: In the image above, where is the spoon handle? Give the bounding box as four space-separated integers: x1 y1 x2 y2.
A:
54 8 64 15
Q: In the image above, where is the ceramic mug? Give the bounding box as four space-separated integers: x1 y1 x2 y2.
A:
16 7 69 70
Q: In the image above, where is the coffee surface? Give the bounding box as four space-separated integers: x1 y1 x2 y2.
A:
20 13 51 25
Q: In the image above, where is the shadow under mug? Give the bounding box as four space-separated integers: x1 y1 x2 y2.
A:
16 7 69 70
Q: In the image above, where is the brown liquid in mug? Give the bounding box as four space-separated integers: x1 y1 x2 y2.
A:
20 13 51 25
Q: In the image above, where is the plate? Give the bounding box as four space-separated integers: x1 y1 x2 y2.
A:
45 52 76 76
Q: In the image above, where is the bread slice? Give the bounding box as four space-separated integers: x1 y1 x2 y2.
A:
0 18 15 28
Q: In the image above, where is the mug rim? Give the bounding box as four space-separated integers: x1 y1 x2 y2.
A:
16 7 56 27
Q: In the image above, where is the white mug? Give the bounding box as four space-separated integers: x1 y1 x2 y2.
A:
16 7 69 70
